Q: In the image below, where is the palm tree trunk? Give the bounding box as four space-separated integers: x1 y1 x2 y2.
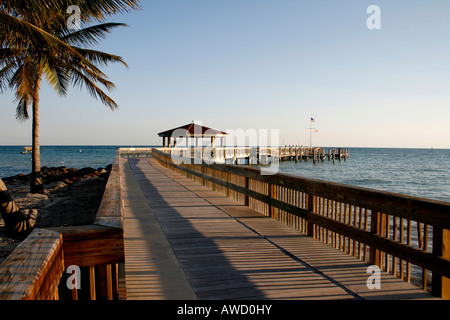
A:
0 178 37 238
30 72 44 194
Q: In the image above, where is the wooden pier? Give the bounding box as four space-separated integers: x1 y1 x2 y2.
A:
1 147 449 301
119 155 439 300
121 146 349 165
276 146 349 163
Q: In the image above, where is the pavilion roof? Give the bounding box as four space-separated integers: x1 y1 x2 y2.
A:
158 123 228 138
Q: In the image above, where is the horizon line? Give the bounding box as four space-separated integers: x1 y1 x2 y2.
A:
0 145 449 150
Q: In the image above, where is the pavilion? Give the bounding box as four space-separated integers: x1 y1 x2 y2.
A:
158 122 228 148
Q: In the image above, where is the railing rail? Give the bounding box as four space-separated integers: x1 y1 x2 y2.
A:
152 148 450 299
149 146 349 164
0 151 124 300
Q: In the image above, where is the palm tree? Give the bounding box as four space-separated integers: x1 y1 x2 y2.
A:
1 0 140 194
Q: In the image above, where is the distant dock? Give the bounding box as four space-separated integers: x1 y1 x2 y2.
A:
276 146 349 164
119 146 350 165
21 147 32 154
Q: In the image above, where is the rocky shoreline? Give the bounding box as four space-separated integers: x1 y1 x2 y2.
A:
0 165 111 264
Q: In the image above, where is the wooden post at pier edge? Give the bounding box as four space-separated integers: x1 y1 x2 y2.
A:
443 229 450 299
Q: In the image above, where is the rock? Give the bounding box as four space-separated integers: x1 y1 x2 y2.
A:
1 164 112 262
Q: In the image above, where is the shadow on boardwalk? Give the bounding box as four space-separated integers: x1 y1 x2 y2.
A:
125 158 267 299
122 157 437 300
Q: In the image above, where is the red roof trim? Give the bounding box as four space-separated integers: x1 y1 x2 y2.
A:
158 123 228 137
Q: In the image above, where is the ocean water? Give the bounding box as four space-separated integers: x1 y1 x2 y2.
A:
1 146 449 203
0 145 123 178
275 147 450 203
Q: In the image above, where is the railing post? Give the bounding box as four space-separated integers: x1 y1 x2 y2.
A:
200 166 204 186
432 227 443 297
244 177 249 207
89 266 96 300
269 184 277 220
306 194 315 237
443 229 450 299
369 211 381 266
98 264 113 300
226 172 230 198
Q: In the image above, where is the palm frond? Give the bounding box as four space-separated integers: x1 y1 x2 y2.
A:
15 98 30 121
1 48 23 87
70 66 118 110
61 23 128 47
1 0 136 115
67 0 142 22
72 46 128 69
0 10 64 50
0 65 14 93
1 0 141 24
9 59 39 108
76 64 116 91
42 58 70 96
0 10 102 73
0 48 22 63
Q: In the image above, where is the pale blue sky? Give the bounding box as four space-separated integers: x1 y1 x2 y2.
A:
1 0 450 148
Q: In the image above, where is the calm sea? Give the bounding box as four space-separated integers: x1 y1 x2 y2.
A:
0 146 449 203
0 145 126 178
276 147 450 203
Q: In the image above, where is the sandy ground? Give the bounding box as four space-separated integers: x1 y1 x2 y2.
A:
0 166 111 264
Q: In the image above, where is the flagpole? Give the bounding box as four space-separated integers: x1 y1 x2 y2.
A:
309 117 315 149
309 119 312 148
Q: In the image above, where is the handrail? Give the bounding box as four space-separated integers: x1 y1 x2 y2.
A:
0 150 125 300
152 148 450 299
0 229 64 300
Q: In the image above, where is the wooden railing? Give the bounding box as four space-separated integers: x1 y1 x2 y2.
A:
0 152 124 300
152 148 450 299
119 147 152 158
152 146 349 165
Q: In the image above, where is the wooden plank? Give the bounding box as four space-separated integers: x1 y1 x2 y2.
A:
121 159 198 300
124 157 439 300
0 229 64 300
95 153 123 229
217 204 437 300
50 225 124 268
153 152 450 280
129 158 355 300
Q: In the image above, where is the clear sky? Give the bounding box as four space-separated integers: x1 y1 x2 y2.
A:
1 0 450 148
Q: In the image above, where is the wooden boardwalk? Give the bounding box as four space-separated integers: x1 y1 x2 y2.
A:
119 156 437 300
